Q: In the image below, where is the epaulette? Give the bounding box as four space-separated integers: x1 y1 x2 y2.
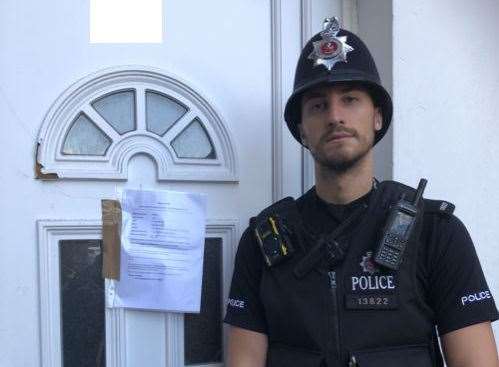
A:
424 199 455 216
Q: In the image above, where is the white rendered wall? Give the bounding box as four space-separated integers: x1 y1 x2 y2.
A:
393 0 499 338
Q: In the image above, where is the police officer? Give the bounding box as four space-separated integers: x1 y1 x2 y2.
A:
224 17 499 366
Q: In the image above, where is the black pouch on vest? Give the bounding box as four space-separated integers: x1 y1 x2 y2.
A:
252 197 301 267
254 214 294 267
350 344 433 367
266 344 325 367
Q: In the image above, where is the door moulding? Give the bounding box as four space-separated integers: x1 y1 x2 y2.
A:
271 0 284 201
36 66 239 182
37 219 125 367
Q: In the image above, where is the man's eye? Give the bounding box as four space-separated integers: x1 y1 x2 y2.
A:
311 101 327 111
343 96 358 104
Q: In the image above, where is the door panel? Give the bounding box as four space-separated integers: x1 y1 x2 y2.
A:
60 240 106 367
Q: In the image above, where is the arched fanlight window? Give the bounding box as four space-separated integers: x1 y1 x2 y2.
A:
36 66 237 181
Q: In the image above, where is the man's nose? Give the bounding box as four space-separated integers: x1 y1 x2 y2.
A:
326 96 344 125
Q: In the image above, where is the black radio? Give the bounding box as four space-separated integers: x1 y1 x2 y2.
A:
374 179 427 270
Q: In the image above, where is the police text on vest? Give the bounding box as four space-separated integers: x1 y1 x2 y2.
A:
351 275 395 291
461 291 491 306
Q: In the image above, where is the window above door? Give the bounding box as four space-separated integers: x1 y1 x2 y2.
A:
36 66 238 181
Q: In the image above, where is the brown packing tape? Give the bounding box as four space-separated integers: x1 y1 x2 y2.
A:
101 199 122 280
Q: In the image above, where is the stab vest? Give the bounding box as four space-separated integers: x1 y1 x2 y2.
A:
252 181 455 367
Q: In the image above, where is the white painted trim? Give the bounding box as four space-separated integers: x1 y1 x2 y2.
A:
300 0 316 194
38 218 238 367
37 66 239 182
300 0 313 46
271 0 283 201
165 312 183 367
105 293 127 367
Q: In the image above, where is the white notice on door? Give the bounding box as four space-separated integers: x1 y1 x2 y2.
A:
112 189 207 312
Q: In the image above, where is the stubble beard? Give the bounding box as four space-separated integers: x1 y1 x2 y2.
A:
311 134 374 173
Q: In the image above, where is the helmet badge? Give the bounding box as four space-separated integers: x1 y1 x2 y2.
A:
308 17 354 71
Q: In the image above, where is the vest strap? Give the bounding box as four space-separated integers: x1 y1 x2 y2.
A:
293 204 367 278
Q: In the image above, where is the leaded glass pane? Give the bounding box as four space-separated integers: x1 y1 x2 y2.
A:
146 91 187 136
184 238 223 365
62 113 111 155
92 90 136 134
60 240 106 367
171 119 216 159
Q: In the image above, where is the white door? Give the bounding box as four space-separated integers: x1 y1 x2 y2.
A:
0 1 342 366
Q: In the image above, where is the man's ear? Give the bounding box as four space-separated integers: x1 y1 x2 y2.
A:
374 108 383 132
298 123 308 147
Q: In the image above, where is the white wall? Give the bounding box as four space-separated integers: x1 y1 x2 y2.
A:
393 0 499 338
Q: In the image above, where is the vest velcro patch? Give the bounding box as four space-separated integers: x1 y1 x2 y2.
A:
345 293 398 310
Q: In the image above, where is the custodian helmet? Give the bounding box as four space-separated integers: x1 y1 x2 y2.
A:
284 17 392 146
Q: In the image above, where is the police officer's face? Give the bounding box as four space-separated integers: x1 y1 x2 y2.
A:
299 84 382 172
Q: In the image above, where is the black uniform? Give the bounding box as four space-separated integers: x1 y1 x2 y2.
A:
224 181 498 367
